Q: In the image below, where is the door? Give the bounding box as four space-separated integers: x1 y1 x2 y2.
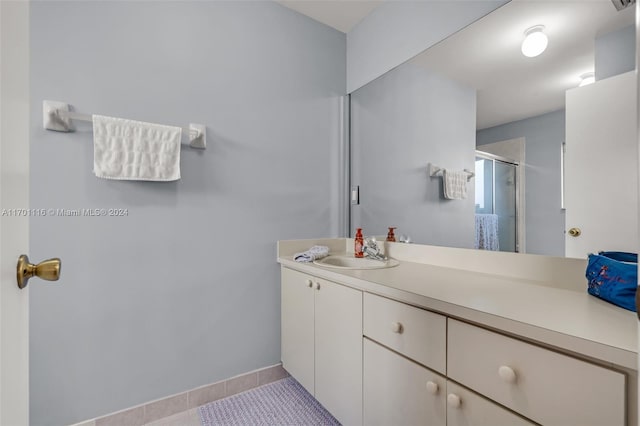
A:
565 71 638 258
0 1 30 425
314 278 362 426
280 268 315 394
363 338 446 426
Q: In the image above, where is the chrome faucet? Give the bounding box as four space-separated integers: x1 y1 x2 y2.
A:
363 237 387 261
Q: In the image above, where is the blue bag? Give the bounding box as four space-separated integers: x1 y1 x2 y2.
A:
586 251 637 312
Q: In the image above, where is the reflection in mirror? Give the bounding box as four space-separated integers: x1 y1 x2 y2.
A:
350 0 636 258
474 151 519 252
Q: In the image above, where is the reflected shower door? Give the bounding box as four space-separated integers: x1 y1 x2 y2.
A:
474 157 493 215
494 161 517 252
475 153 518 252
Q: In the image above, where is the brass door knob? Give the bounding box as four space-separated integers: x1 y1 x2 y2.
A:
568 227 582 237
17 255 61 289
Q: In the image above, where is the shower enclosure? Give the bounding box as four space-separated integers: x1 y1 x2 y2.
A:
474 151 519 252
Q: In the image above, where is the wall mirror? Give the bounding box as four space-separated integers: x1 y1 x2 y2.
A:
349 0 636 258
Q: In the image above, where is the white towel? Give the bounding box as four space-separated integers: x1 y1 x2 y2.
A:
475 214 499 251
93 115 182 181
294 245 330 262
443 169 467 200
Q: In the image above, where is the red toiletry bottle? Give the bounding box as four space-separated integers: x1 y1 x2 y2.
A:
386 227 397 242
355 228 364 258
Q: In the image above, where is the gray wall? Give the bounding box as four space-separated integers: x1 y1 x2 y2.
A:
29 2 345 425
595 24 635 81
351 64 476 248
346 0 507 93
476 110 565 256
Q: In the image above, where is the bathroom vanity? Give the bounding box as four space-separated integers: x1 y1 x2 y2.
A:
277 238 637 426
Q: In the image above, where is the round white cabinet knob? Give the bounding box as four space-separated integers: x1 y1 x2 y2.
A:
426 381 439 395
306 279 313 288
314 282 321 290
447 393 461 409
498 365 517 383
391 322 404 334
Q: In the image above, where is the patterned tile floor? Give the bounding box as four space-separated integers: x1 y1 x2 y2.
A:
143 377 339 426
198 377 339 426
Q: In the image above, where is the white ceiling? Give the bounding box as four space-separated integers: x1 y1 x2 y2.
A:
277 0 383 33
409 0 635 129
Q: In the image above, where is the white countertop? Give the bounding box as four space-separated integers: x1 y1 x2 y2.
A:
278 253 638 371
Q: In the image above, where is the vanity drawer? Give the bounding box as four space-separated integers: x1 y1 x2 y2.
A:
446 380 534 426
447 319 626 426
363 292 446 374
364 338 446 426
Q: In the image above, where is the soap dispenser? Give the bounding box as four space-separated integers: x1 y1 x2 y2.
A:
386 227 397 242
354 228 364 258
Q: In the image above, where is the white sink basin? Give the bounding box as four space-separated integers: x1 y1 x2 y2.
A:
313 255 400 270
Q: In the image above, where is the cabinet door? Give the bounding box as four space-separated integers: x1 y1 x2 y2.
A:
364 338 446 426
281 268 315 394
315 278 363 426
446 381 535 426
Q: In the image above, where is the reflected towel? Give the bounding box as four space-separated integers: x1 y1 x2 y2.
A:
294 246 330 262
443 169 467 200
93 115 182 181
475 214 499 251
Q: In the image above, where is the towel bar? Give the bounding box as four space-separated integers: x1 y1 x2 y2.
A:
428 163 475 181
42 100 206 149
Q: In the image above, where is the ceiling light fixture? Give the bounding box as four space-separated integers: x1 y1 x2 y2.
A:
521 25 548 58
579 72 595 87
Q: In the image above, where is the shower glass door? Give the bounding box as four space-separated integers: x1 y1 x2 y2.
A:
474 152 518 252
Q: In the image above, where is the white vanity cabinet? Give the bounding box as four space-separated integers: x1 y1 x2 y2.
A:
361 293 627 426
280 261 631 426
448 319 626 426
362 293 531 426
363 338 446 426
280 267 362 426
363 292 446 374
363 334 534 426
280 267 314 392
446 381 534 426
